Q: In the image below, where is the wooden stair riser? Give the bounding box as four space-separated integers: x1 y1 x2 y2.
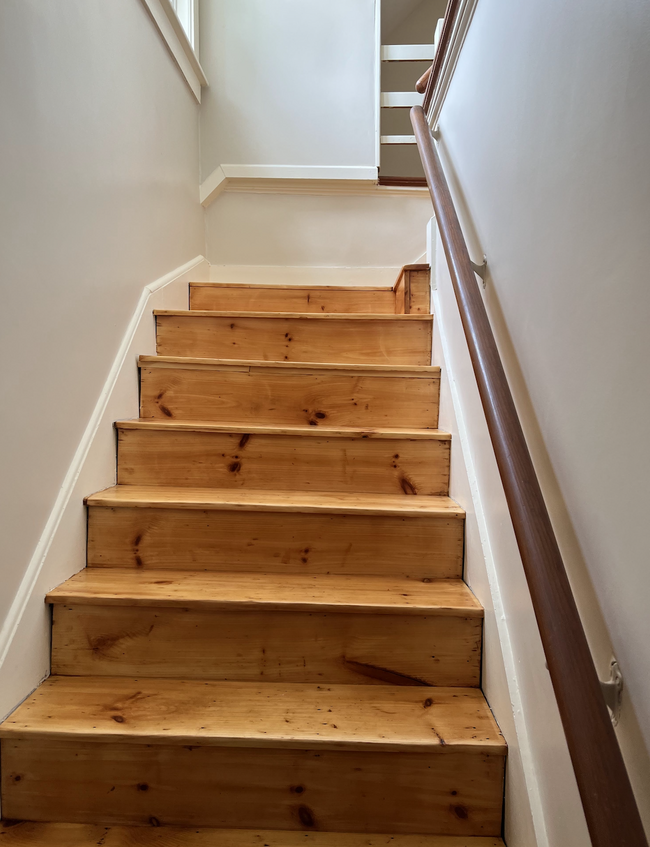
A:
189 285 398 314
155 314 433 365
140 366 440 429
1 739 504 835
116 428 450 496
395 267 431 315
87 506 464 578
51 605 482 686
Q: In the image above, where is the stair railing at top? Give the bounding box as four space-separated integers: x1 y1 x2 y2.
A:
410 9 648 847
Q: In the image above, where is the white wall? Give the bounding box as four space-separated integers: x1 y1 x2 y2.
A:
0 0 204 714
198 0 378 180
434 0 650 833
204 189 432 271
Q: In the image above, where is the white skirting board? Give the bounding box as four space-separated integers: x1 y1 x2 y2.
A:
0 255 209 726
428 217 591 847
199 164 406 208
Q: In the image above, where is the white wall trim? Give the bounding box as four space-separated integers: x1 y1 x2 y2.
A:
427 0 480 129
199 164 430 207
140 0 208 102
0 255 209 722
199 165 228 205
374 0 382 169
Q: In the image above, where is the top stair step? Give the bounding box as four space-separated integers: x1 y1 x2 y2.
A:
189 283 399 314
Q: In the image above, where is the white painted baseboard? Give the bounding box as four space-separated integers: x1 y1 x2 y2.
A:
0 255 209 724
200 164 391 207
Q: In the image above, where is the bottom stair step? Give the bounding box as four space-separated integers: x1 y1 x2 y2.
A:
0 677 505 835
0 822 505 846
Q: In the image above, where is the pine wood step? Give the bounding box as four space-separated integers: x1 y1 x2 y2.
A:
48 572 481 685
48 570 482 617
115 421 450 496
154 311 433 365
1 678 505 833
189 283 398 314
139 356 440 429
86 486 465 578
0 822 506 847
0 677 502 751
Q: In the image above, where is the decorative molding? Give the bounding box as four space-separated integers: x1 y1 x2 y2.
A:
0 255 209 721
139 0 208 102
198 164 432 207
199 165 228 205
427 0 480 129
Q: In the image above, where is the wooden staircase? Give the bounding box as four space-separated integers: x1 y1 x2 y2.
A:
0 268 506 846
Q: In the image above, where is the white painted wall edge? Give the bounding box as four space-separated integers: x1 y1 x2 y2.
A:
0 255 210 725
427 0 480 129
374 0 382 169
207 265 403 286
139 0 208 102
199 165 383 207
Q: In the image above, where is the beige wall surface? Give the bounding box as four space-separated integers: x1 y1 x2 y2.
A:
436 0 650 829
198 0 377 179
204 190 431 268
0 0 204 682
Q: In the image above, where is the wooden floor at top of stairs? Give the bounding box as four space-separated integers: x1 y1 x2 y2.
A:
0 821 505 846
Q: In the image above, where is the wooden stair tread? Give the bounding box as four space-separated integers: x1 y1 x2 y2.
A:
0 822 505 846
47 571 482 617
139 354 440 375
85 486 465 518
154 310 433 321
116 419 450 440
0 677 505 753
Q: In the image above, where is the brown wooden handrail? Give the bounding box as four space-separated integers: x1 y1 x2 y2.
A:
411 103 648 847
415 65 431 95
421 0 461 112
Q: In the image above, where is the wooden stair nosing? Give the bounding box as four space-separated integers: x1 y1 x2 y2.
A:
115 419 451 440
189 283 397 291
154 310 434 321
46 570 483 617
0 677 505 754
138 354 441 376
84 486 465 518
0 821 506 846
190 284 398 291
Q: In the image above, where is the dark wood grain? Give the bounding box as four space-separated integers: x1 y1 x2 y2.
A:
411 104 648 847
